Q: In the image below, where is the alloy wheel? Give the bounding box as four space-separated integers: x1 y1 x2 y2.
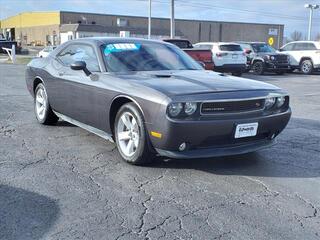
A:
116 112 140 157
301 61 312 74
35 87 47 120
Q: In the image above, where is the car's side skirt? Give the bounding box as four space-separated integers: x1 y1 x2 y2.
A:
53 111 114 143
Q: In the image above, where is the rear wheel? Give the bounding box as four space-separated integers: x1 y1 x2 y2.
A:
252 61 264 75
114 103 153 165
300 59 313 74
34 83 58 125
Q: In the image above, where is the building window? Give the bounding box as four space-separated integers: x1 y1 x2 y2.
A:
117 18 128 27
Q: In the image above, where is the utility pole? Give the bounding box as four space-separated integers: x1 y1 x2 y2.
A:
170 0 175 38
148 0 152 39
304 4 319 40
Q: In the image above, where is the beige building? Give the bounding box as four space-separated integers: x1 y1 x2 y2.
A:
0 11 284 48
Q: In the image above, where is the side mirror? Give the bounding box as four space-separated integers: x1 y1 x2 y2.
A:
70 61 91 76
278 48 283 52
244 49 252 54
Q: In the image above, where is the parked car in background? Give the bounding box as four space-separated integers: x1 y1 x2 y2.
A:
37 46 57 58
194 42 246 76
279 41 320 74
239 42 290 75
163 39 214 70
25 38 291 165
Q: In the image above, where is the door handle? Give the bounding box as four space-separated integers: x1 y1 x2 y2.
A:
58 72 64 76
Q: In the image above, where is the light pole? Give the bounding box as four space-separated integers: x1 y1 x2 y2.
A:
148 0 152 39
170 0 175 38
304 4 319 40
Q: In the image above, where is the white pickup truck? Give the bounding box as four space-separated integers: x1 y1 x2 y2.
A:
280 41 320 74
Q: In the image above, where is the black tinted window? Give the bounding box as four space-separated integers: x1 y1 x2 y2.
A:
251 44 276 53
294 43 317 51
57 44 100 72
219 44 242 51
282 43 294 51
166 40 193 49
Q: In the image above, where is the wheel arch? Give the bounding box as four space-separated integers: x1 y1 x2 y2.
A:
109 95 145 136
33 76 45 94
299 57 313 66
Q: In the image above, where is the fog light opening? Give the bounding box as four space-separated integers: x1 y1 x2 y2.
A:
179 142 187 152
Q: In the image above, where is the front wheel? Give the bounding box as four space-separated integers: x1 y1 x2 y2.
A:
34 83 58 125
252 61 264 75
114 103 153 165
300 60 313 74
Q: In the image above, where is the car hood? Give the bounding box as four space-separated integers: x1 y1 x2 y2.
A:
111 70 280 96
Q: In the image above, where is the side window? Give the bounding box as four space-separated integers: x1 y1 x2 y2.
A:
282 43 293 51
305 43 317 50
57 44 100 72
293 43 307 51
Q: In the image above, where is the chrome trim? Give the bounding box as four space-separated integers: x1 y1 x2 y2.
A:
54 111 114 143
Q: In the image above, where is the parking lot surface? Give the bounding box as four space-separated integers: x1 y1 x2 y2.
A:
1 64 320 240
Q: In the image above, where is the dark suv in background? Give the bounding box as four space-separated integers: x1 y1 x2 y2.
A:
239 42 290 75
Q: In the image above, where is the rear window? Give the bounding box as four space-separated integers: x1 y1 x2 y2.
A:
219 44 242 51
168 40 193 49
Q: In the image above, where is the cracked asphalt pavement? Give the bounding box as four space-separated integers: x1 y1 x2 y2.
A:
0 64 320 240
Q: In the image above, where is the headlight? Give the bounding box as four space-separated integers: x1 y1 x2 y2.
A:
276 96 286 108
265 55 270 60
270 56 275 61
184 102 197 115
265 97 276 109
168 103 183 117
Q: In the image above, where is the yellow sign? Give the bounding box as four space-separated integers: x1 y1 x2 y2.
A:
268 37 274 46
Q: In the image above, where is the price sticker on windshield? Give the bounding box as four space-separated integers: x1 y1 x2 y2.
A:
104 43 141 55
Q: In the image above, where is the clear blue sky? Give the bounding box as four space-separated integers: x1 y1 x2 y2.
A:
1 0 319 39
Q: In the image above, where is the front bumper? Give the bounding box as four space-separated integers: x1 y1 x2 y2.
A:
148 109 291 159
214 64 246 73
264 61 290 71
156 139 275 159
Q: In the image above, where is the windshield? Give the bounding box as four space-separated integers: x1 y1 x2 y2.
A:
101 42 202 72
251 44 276 53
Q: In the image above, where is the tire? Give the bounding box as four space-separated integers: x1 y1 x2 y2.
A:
34 83 58 125
252 61 264 75
114 103 153 165
300 59 313 74
276 70 285 75
232 71 242 77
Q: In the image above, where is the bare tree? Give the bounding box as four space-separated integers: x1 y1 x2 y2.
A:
290 31 303 41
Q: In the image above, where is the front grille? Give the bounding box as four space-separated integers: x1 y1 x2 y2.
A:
274 55 289 64
200 99 265 114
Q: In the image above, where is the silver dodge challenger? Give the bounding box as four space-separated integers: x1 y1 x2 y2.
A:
26 38 291 165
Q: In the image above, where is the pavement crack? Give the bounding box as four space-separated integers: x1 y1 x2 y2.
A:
19 158 46 171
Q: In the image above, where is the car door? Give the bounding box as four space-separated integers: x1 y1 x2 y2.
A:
281 43 297 66
48 43 109 130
